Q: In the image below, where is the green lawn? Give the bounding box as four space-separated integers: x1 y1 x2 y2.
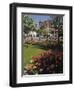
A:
23 44 45 65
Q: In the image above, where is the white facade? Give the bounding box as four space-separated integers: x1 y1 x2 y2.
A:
28 31 37 37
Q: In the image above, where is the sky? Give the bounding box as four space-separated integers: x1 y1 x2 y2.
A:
23 14 54 22
23 14 63 29
30 15 53 23
27 14 54 28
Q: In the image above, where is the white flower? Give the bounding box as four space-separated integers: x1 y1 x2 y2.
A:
39 69 43 72
30 60 33 63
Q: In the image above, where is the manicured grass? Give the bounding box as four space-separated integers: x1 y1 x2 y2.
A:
23 44 45 65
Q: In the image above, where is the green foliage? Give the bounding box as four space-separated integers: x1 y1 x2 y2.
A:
37 29 43 35
52 16 63 46
52 16 63 29
37 29 49 38
22 15 35 34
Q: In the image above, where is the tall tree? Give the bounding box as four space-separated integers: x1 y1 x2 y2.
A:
22 15 35 34
52 16 63 49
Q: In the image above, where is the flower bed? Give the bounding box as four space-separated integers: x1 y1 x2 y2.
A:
24 49 63 75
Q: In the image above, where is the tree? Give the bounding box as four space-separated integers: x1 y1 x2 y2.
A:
37 29 44 40
52 16 63 49
22 15 35 34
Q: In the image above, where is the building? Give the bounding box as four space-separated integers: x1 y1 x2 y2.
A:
39 19 63 41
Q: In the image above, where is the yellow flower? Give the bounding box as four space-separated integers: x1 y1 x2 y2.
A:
33 66 37 69
25 64 34 70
